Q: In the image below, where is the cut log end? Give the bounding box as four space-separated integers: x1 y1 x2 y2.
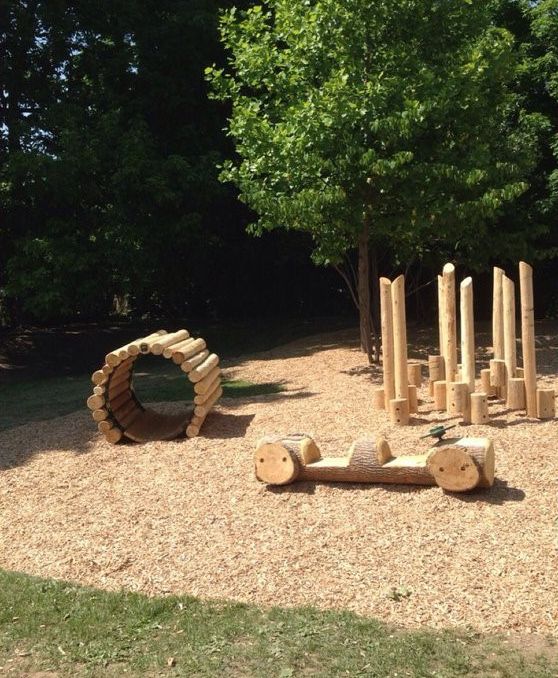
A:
427 446 480 492
255 444 300 485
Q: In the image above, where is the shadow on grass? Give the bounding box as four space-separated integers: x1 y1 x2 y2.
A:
1 569 556 677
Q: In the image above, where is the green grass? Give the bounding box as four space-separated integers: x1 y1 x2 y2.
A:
0 570 556 677
0 366 283 432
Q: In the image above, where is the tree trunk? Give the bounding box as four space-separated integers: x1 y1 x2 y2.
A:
358 221 374 363
369 244 380 362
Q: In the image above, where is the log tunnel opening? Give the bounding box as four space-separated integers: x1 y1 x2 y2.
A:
123 354 193 442
89 329 222 443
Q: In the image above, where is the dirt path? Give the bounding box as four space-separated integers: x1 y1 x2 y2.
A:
1 329 557 634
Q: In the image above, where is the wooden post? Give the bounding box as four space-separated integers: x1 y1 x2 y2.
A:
490 359 507 394
407 363 422 388
519 262 538 417
460 277 475 393
470 393 489 424
507 378 526 410
428 355 445 396
391 275 409 420
380 277 396 409
372 387 385 410
503 276 517 389
536 388 555 419
442 264 457 410
433 381 447 410
408 384 418 413
437 274 445 356
480 368 495 397
389 398 409 425
493 267 505 360
447 381 469 417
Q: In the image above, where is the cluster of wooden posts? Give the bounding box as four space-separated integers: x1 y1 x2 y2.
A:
374 261 555 425
87 329 222 443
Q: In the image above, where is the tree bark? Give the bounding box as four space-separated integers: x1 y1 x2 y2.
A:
369 244 380 361
358 220 374 363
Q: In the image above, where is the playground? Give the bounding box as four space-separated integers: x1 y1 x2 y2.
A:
1 322 557 636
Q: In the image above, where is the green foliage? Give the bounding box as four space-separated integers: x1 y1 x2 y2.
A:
208 0 542 268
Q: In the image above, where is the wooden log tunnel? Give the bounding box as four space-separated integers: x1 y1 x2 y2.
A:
88 329 222 443
255 434 495 492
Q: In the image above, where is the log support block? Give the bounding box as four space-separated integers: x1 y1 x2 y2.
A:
389 398 409 425
408 385 418 414
372 387 385 410
407 363 422 388
433 381 447 411
470 393 489 424
428 355 445 396
480 369 496 397
537 388 555 419
507 378 526 411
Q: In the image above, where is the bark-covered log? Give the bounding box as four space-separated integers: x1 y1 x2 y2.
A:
255 435 494 491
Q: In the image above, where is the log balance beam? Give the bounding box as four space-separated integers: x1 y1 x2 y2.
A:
255 434 494 493
88 329 222 443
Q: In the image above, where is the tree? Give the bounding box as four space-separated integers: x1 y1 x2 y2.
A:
208 0 542 361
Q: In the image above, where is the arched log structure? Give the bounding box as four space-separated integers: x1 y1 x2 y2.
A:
88 329 222 443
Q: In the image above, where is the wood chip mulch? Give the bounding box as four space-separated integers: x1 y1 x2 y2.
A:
1 329 557 635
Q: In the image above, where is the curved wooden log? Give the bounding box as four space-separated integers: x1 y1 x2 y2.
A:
255 435 495 491
90 328 220 442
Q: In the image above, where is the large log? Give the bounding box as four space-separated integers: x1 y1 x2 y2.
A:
519 262 538 417
380 277 395 408
254 435 494 491
442 264 457 410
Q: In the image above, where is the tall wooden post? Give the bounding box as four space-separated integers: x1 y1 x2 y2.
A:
379 277 395 409
519 262 537 417
503 275 517 406
460 277 475 393
391 275 409 424
492 267 504 360
437 274 445 357
442 264 457 410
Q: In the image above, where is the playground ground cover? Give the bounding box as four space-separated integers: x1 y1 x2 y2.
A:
1 320 558 675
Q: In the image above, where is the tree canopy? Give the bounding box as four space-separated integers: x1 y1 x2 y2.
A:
1 0 557 328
